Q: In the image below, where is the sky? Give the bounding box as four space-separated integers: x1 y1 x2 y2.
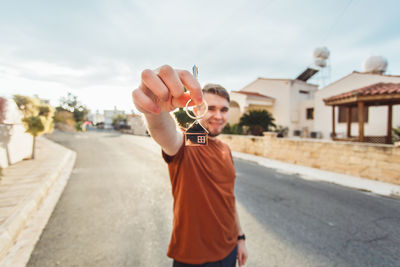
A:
1 0 399 114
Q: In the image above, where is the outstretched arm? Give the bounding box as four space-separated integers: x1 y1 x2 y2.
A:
132 65 203 155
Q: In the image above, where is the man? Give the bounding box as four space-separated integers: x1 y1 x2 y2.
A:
132 65 248 266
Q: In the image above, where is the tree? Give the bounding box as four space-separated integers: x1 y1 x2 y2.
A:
13 95 55 159
239 110 276 136
57 93 88 131
23 116 44 159
173 108 195 128
112 114 126 130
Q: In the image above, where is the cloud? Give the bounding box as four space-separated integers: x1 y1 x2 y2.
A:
0 0 399 112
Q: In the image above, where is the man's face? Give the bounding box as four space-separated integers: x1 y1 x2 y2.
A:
198 93 229 137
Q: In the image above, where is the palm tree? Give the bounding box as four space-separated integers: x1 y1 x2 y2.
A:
239 110 276 136
22 116 45 159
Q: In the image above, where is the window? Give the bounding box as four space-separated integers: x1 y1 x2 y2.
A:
338 106 368 123
197 136 206 144
306 108 314 120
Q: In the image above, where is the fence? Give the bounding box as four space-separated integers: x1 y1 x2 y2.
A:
220 132 400 185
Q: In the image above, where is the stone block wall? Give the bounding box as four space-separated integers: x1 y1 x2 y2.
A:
220 133 400 185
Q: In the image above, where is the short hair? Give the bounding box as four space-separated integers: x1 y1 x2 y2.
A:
202 83 230 103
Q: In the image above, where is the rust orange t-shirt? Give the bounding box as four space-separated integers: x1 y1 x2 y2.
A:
162 137 238 264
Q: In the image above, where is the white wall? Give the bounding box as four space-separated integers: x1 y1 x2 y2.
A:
297 99 315 134
314 72 400 139
289 80 318 134
0 98 33 168
227 101 241 125
241 78 292 128
126 115 148 135
232 78 319 137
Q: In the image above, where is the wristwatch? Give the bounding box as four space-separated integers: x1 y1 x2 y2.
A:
238 234 246 241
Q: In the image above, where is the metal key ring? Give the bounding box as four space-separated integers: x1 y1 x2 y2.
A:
185 99 208 120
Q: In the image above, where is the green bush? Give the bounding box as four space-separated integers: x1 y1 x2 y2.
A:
222 123 244 135
393 127 400 143
173 108 195 128
239 110 276 136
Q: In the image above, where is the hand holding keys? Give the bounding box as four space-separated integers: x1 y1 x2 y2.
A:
132 65 203 114
184 65 209 146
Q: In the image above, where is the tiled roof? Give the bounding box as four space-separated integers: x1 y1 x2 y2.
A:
231 91 274 99
324 83 400 102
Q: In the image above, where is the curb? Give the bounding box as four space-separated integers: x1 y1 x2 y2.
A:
233 151 400 198
0 138 76 266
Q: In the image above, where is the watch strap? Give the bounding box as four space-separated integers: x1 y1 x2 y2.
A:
238 234 246 241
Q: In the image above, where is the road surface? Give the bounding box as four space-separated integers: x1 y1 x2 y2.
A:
28 130 400 266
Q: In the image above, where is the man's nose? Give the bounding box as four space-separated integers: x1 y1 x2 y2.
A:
213 110 222 119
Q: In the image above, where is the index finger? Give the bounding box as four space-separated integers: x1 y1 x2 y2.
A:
177 69 203 105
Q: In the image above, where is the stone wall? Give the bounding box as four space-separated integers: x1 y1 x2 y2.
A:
220 133 400 185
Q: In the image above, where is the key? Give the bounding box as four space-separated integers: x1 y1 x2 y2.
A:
184 65 208 146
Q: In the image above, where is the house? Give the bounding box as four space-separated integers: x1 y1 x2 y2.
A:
184 120 209 146
125 114 148 135
229 68 318 137
103 107 125 129
314 71 400 140
88 110 105 126
230 62 400 143
0 98 33 168
322 82 400 144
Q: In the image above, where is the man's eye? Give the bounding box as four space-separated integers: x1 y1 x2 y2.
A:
221 108 229 112
208 107 216 111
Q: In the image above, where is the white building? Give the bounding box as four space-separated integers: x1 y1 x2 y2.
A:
88 110 105 126
125 114 148 135
314 71 400 140
0 98 33 168
230 69 318 137
104 107 125 129
230 65 400 142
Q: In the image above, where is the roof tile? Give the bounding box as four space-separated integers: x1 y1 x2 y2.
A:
324 83 400 102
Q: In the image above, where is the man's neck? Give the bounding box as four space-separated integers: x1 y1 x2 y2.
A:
208 135 219 140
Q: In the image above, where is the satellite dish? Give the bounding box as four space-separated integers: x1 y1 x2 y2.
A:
362 56 388 74
313 47 330 60
314 58 327 68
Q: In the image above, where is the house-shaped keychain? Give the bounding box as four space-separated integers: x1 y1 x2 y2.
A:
184 120 209 146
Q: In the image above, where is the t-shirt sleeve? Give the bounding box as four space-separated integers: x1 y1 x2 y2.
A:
162 139 185 164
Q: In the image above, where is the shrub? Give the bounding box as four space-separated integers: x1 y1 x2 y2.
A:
239 110 276 136
393 127 400 143
222 123 244 135
173 108 195 128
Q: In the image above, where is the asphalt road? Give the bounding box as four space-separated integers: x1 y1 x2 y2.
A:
28 130 400 267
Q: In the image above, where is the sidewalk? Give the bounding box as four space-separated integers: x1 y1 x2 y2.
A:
0 137 76 266
233 151 400 198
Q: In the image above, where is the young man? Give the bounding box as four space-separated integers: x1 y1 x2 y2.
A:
132 65 248 266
